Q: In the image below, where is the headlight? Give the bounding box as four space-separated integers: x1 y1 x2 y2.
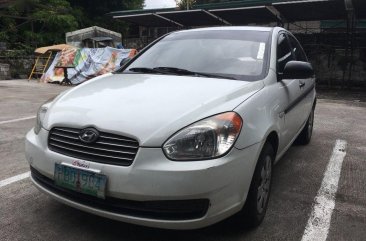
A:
163 112 243 161
34 96 56 134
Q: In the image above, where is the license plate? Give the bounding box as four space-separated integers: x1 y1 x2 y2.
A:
54 163 107 199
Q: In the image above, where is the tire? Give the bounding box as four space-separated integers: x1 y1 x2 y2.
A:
296 107 315 145
239 143 274 228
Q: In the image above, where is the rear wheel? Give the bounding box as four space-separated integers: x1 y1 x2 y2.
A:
239 143 274 228
296 107 314 145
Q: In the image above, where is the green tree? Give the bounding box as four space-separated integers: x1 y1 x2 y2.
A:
66 0 145 47
176 0 233 9
0 0 78 50
68 0 144 18
0 0 145 50
175 0 196 9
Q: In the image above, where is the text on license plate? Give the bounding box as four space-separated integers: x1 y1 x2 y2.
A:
54 163 107 199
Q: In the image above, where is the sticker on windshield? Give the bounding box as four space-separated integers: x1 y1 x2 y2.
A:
257 42 266 60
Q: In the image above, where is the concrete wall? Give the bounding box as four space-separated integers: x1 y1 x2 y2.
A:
0 63 10 80
308 49 366 86
0 56 34 79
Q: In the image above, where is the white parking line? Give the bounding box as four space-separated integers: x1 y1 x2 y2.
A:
0 116 36 125
301 139 347 241
0 172 30 188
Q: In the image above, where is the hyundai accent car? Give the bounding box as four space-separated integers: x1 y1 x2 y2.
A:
25 26 316 229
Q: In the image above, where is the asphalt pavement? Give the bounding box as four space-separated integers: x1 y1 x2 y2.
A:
0 80 365 241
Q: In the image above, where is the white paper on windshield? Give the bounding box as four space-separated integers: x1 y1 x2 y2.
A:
257 42 266 60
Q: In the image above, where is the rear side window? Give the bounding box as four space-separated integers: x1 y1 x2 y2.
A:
277 33 293 73
288 35 308 62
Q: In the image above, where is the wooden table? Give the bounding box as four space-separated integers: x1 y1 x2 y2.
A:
54 66 74 85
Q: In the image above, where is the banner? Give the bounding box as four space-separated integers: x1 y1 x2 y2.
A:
41 47 137 85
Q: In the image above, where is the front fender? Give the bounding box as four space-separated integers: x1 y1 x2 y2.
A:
234 80 283 151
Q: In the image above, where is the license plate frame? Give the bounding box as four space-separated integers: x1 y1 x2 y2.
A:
54 163 107 199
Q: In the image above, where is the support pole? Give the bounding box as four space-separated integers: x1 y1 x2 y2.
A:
344 0 355 88
347 11 355 85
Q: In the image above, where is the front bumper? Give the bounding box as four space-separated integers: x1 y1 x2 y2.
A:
25 128 262 229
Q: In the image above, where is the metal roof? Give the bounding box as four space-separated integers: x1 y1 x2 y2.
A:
86 37 114 42
34 44 74 54
210 6 279 24
272 0 347 22
158 9 229 26
66 26 121 39
108 0 362 27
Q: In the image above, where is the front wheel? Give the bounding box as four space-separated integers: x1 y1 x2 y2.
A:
239 143 274 228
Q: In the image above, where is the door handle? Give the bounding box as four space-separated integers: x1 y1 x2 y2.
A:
299 81 305 88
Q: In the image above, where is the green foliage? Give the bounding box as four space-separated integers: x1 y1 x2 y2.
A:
67 0 145 35
175 0 196 9
0 49 27 58
0 0 77 51
68 0 144 19
0 0 144 51
176 0 236 9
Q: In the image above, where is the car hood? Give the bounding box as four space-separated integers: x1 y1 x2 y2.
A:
44 73 264 146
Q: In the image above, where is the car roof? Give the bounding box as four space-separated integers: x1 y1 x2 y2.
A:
177 26 275 33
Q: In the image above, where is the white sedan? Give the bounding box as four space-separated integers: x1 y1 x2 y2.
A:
25 26 316 229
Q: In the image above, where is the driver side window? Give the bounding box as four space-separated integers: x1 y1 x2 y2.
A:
288 34 308 62
277 33 294 74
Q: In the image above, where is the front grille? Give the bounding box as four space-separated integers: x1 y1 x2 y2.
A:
31 166 209 220
48 127 139 166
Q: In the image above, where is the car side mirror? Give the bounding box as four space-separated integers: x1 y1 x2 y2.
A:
282 61 314 79
120 57 131 67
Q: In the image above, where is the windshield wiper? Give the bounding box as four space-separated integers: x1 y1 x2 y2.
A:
153 67 237 80
128 67 167 74
128 67 237 80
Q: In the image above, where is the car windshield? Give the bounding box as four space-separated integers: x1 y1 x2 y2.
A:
123 29 271 81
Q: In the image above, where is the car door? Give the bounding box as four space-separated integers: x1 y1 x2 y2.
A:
276 32 305 151
287 34 315 123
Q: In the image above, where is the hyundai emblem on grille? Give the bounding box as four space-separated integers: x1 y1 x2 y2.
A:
79 128 99 143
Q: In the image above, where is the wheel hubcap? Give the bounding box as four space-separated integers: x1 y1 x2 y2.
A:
257 156 272 213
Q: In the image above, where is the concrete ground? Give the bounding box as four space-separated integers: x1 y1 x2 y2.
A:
0 80 365 241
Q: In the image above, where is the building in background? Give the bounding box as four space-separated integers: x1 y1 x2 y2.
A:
108 0 366 87
66 26 122 49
